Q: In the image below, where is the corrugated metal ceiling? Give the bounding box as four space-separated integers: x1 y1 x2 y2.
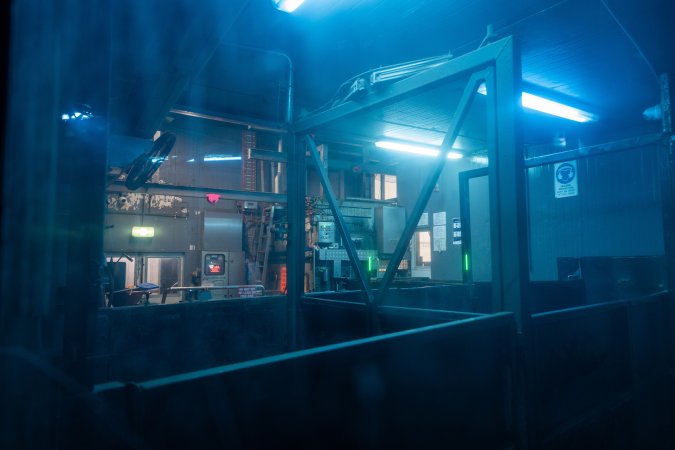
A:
109 0 675 141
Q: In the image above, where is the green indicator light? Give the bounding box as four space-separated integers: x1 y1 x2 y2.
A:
367 256 373 272
464 254 470 272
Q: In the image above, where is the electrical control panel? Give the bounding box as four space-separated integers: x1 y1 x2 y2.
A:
318 221 336 243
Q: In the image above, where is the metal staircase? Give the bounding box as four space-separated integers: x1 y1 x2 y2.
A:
254 206 275 285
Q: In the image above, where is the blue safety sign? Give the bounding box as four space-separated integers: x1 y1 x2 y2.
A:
554 160 578 198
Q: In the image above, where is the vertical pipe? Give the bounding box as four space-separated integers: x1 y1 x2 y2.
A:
220 43 293 125
286 62 294 125
286 132 302 350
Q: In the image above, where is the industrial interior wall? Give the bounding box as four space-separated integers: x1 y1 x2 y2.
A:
397 158 488 281
154 115 243 188
104 115 249 284
528 144 663 280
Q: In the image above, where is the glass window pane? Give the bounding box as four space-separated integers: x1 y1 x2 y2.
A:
418 231 431 264
374 174 382 200
384 174 397 200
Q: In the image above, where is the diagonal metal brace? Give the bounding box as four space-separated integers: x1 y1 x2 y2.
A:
375 70 489 305
305 136 374 304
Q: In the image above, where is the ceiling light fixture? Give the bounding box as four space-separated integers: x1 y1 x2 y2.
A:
131 226 155 238
477 83 597 123
375 140 463 160
203 155 242 162
273 0 305 13
521 92 597 123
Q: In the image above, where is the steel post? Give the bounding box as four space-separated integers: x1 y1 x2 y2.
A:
286 131 302 349
486 40 528 329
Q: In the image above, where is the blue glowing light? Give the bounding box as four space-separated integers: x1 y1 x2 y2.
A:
375 140 463 160
476 83 597 123
521 92 597 123
203 155 242 162
273 0 305 13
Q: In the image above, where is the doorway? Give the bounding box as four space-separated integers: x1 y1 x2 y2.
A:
459 168 491 283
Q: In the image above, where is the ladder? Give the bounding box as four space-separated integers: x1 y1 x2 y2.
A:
242 130 257 191
254 206 275 285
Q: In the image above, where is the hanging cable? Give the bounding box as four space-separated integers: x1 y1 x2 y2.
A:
599 0 658 81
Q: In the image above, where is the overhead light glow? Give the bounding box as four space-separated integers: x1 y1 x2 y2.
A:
273 0 305 13
132 226 155 238
476 83 597 122
521 92 596 123
203 155 242 162
471 155 489 165
187 158 195 163
375 140 463 160
61 112 90 120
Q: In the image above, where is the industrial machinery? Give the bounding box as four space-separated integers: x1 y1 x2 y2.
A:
306 198 409 292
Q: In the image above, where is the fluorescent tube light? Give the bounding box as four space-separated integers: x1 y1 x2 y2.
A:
521 92 596 123
132 226 155 238
476 83 597 122
273 0 304 13
375 140 463 160
375 140 438 156
203 155 242 162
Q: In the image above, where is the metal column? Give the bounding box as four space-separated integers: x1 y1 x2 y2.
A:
486 39 528 331
375 71 488 304
487 38 530 450
286 131 302 349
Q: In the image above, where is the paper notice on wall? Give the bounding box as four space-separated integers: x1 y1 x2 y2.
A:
433 225 446 252
418 212 429 226
452 218 461 245
433 211 446 226
554 160 578 198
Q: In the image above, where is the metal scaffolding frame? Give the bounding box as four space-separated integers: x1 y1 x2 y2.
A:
287 36 529 331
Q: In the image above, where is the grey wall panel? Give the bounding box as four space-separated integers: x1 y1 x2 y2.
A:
154 115 244 189
203 212 243 252
528 146 664 280
374 206 406 254
104 214 191 253
104 196 240 286
397 158 488 281
469 175 492 281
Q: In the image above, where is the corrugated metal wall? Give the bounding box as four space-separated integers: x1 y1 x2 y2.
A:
528 145 663 280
